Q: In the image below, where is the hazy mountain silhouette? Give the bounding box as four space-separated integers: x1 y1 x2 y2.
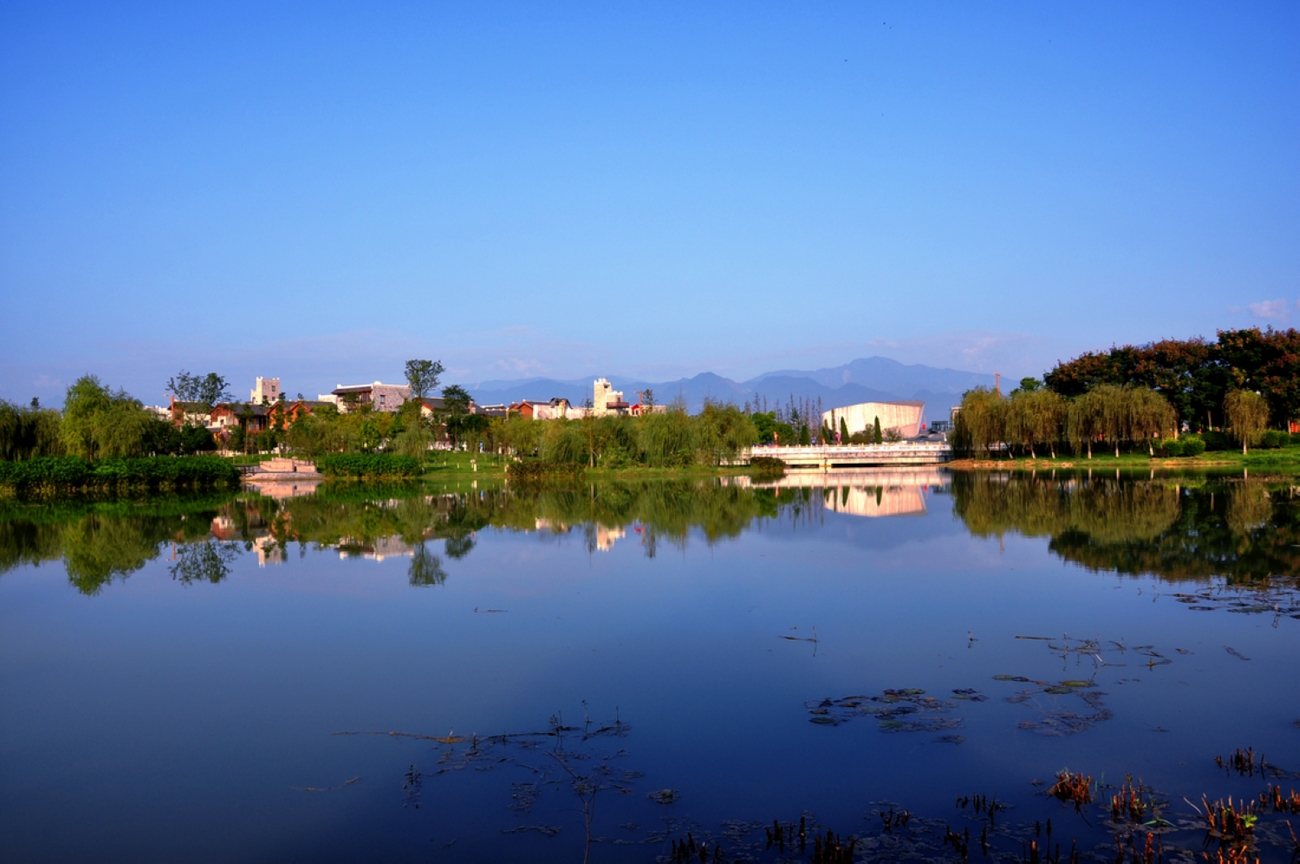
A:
466 358 994 423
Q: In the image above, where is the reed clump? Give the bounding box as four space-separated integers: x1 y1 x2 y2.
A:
1111 778 1149 823
810 829 855 864
1048 770 1095 810
1216 747 1265 777
1260 784 1300 814
1189 795 1258 843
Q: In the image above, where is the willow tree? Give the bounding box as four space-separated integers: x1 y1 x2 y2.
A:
1127 387 1177 455
0 400 63 461
953 388 1007 458
1224 389 1268 454
1067 389 1105 458
1092 385 1131 457
60 376 152 460
1006 388 1065 458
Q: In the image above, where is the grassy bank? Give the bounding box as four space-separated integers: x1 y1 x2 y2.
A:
946 446 1300 472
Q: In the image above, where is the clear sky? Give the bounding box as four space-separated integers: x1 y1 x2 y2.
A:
2 1 1297 406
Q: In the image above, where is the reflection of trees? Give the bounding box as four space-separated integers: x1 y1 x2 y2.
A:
0 518 64 576
169 540 240 585
953 474 1179 543
408 542 447 586
443 535 474 559
951 473 1300 584
60 514 164 595
1225 484 1272 536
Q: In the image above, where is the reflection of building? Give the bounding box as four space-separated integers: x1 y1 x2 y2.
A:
254 536 285 566
732 468 946 519
337 535 415 562
824 486 926 518
821 401 925 439
596 525 625 551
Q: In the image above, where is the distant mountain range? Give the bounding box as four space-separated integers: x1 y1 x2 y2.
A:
467 357 994 423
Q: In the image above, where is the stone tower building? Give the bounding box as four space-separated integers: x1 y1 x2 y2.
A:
251 377 281 405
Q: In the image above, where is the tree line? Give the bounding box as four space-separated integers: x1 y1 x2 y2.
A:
954 327 1295 457
1 376 219 462
1042 327 1298 430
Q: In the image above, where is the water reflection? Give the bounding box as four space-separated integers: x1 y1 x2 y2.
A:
950 472 1300 583
736 467 945 518
3 471 1299 594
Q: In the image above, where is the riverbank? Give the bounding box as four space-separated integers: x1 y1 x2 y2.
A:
946 446 1300 472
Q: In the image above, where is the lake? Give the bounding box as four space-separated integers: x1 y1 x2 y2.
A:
1 468 1297 863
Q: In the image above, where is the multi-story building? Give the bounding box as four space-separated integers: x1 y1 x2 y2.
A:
329 381 412 413
251 377 281 405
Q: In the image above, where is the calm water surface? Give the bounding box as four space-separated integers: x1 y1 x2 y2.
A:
1 470 1298 863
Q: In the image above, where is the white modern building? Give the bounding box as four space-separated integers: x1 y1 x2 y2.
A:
821 401 926 439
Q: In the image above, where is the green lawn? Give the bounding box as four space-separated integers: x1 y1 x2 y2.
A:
956 445 1300 472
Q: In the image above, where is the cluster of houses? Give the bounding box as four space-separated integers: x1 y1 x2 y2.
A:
164 376 665 439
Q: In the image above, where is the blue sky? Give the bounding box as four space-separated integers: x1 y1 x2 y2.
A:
2 2 1297 406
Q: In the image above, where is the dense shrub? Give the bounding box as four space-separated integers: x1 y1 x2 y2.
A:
316 453 422 478
1200 431 1231 452
0 455 239 493
1154 439 1183 457
1259 430 1290 449
1154 437 1206 458
748 456 786 479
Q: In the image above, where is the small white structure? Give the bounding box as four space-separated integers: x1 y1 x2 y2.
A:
821 401 926 440
251 377 281 405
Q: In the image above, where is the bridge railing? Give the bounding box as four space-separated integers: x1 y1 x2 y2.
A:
743 443 952 459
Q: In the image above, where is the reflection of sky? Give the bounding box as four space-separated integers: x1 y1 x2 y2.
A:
1 495 1297 862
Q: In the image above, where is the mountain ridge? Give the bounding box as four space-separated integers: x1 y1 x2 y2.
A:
465 357 993 423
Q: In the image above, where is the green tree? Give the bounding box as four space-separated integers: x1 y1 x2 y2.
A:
693 402 756 466
872 416 883 445
840 416 849 444
0 400 64 461
1224 389 1268 454
1006 388 1065 458
60 376 152 460
166 370 232 413
440 385 473 449
952 388 1006 457
404 359 444 401
1066 389 1105 458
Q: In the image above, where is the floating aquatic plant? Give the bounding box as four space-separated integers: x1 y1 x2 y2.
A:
805 688 973 735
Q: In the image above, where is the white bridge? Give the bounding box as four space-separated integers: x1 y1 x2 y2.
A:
740 442 952 469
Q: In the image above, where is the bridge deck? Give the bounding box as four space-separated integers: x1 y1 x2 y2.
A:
742 443 952 469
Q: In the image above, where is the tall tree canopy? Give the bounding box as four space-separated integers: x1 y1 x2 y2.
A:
405 359 444 401
1044 328 1298 429
61 376 154 460
166 371 232 413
